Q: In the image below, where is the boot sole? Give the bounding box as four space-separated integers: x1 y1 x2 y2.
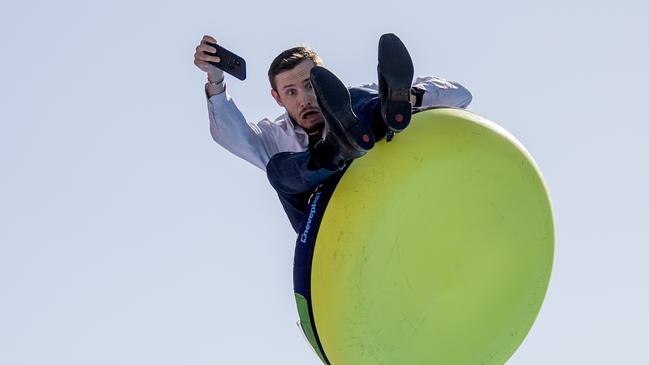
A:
310 66 375 152
378 33 414 132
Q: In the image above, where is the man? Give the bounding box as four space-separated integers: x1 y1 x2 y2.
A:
194 34 472 232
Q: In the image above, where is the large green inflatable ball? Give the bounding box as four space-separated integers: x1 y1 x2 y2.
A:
293 108 554 365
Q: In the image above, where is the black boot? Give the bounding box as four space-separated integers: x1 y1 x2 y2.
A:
308 66 375 170
377 33 414 141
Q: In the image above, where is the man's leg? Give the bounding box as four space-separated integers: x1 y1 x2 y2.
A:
266 86 418 231
310 66 375 163
266 68 416 232
349 86 425 140
349 86 387 140
266 150 340 232
377 33 415 138
265 86 383 232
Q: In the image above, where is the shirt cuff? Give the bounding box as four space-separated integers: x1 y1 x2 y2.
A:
204 81 226 99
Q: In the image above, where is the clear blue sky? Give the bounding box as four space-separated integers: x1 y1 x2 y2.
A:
1 0 647 364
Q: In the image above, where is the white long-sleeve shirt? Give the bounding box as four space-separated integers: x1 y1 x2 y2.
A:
206 76 472 171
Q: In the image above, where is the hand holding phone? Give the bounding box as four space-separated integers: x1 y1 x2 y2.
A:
205 42 247 81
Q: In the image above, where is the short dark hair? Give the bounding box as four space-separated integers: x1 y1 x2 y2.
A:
268 46 323 91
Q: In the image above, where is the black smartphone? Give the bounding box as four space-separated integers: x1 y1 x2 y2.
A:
205 42 247 81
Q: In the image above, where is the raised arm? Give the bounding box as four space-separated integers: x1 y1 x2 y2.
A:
195 35 294 171
194 35 227 98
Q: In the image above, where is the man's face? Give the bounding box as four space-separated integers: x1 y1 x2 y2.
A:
271 60 324 132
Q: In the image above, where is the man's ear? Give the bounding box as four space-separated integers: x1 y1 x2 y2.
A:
271 89 284 107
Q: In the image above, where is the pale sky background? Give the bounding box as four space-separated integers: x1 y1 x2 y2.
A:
1 0 647 364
